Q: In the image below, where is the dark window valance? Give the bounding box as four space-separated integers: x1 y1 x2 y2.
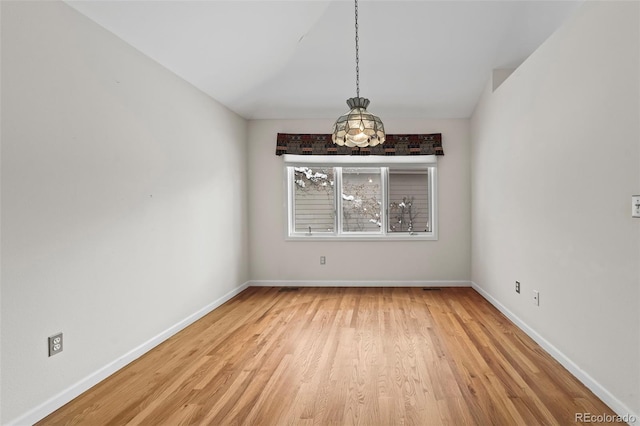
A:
275 133 443 156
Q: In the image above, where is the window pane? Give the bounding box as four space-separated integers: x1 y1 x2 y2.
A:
293 167 335 233
388 169 430 233
341 168 382 233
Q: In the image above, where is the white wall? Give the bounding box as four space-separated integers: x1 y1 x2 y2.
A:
248 118 470 283
471 0 639 417
0 1 249 423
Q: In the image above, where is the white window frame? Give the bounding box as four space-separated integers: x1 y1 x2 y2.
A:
284 155 438 241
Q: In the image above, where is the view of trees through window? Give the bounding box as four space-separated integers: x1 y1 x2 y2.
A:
291 166 431 237
388 171 430 233
341 168 382 232
293 167 334 233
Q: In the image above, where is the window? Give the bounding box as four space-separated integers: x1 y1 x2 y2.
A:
285 155 437 240
341 167 382 233
387 169 430 233
292 166 335 234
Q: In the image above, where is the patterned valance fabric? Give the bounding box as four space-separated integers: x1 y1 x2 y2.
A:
275 133 443 156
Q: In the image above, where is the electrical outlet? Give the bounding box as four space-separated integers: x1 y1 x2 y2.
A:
48 333 63 356
515 281 520 293
533 290 540 306
320 256 326 265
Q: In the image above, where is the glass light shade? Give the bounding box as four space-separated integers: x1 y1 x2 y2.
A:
332 97 385 148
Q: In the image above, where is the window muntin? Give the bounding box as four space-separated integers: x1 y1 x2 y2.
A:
286 161 437 240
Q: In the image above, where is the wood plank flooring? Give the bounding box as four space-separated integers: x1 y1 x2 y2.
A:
38 287 617 425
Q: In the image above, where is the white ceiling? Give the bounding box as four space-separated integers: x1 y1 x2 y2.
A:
65 0 582 120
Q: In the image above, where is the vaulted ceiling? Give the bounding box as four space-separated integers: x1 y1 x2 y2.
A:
65 0 582 120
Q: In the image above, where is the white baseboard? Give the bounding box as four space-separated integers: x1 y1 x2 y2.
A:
15 280 635 425
8 281 251 426
471 281 639 424
248 280 471 288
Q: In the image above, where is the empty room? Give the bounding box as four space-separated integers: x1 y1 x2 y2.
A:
1 0 639 425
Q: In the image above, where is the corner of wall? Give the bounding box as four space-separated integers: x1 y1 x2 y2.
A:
471 282 639 422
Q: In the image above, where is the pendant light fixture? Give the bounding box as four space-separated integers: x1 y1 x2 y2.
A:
331 0 385 148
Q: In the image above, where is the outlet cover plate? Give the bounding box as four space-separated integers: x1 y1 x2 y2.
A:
48 333 63 356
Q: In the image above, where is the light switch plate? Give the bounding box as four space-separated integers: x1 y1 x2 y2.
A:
633 195 640 218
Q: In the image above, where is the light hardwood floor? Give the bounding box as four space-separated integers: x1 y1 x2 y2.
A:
38 287 616 425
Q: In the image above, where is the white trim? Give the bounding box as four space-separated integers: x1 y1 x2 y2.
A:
249 280 471 288
429 166 438 240
6 281 251 426
13 280 634 424
471 281 639 424
284 234 438 242
283 154 437 168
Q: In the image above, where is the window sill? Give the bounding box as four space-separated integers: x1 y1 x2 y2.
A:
285 233 438 242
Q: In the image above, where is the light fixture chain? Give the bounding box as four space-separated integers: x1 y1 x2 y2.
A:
355 0 359 98
332 0 385 148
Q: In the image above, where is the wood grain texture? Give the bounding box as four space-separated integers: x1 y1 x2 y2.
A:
38 287 617 425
